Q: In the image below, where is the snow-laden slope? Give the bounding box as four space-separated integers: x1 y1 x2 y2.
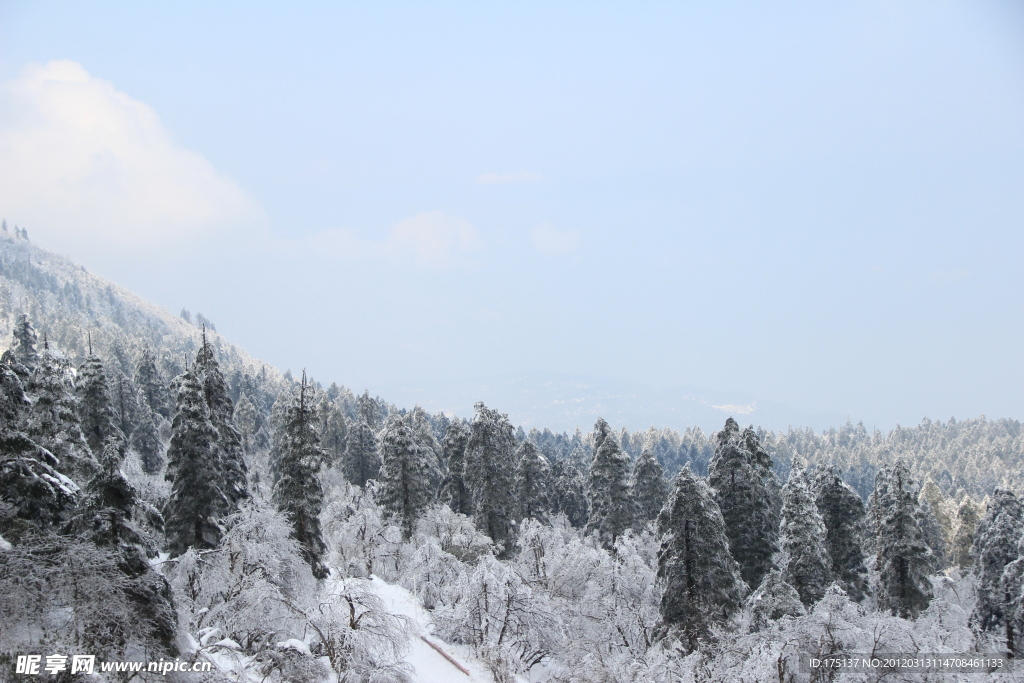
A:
369 576 505 683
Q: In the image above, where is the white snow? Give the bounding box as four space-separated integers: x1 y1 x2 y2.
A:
369 575 504 683
0 534 12 551
275 638 312 656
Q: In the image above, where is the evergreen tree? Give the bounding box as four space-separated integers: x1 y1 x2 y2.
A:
438 420 472 515
919 479 954 547
343 419 381 487
320 399 348 467
873 461 933 619
549 458 589 528
110 371 142 441
465 402 518 556
163 370 228 556
916 498 948 571
11 313 39 369
708 417 780 589
970 489 1024 635
952 495 983 569
26 347 98 483
813 466 869 602
1000 535 1024 657
585 418 635 549
779 467 832 606
193 336 248 510
72 439 178 652
631 446 669 523
747 569 805 633
232 391 259 455
377 413 434 540
76 353 124 455
271 373 328 578
130 401 163 474
134 347 171 419
0 362 79 542
656 467 747 651
514 440 550 523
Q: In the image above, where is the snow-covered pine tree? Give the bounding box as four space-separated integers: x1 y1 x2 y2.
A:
343 419 381 487
233 391 259 455
1000 535 1024 657
320 398 348 467
26 347 98 483
438 419 472 515
163 369 229 555
376 413 434 540
813 466 869 602
970 489 1024 635
408 405 443 490
779 466 832 606
515 440 551 523
873 461 933 619
708 417 780 589
193 335 248 510
109 371 142 441
130 400 163 474
631 446 669 523
76 352 125 455
656 466 747 651
134 347 172 419
746 569 805 633
952 495 983 569
0 361 79 542
550 458 589 528
586 418 635 549
271 372 328 578
11 313 39 369
916 497 948 571
465 402 518 556
69 438 178 652
919 479 954 547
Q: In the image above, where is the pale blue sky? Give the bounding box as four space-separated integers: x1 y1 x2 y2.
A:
1 1 1022 430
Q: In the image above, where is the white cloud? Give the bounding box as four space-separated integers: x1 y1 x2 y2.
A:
0 60 264 250
285 211 480 269
531 222 580 255
712 402 757 415
475 170 544 185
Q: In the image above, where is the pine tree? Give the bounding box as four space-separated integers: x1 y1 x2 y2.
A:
26 347 98 484
779 467 832 606
515 440 551 523
549 458 589 528
76 353 124 455
130 401 163 474
747 569 805 632
438 420 472 515
586 418 635 549
271 373 328 578
193 336 247 510
320 399 348 467
134 347 172 419
70 439 178 652
11 313 39 369
916 497 948 571
708 418 780 589
163 370 229 556
813 466 869 602
631 446 669 523
952 495 983 569
464 402 518 556
0 362 79 542
343 419 381 487
970 489 1024 635
377 413 434 540
233 391 259 455
873 461 933 619
1000 535 1024 657
656 467 748 651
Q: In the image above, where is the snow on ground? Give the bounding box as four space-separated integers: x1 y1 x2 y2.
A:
369 576 502 683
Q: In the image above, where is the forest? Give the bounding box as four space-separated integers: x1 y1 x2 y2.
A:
2 226 1024 682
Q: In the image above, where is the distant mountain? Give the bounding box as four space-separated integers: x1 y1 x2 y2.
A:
375 373 845 434
0 230 283 391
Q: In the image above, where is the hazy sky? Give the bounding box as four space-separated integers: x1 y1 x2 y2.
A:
1 1 1022 429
